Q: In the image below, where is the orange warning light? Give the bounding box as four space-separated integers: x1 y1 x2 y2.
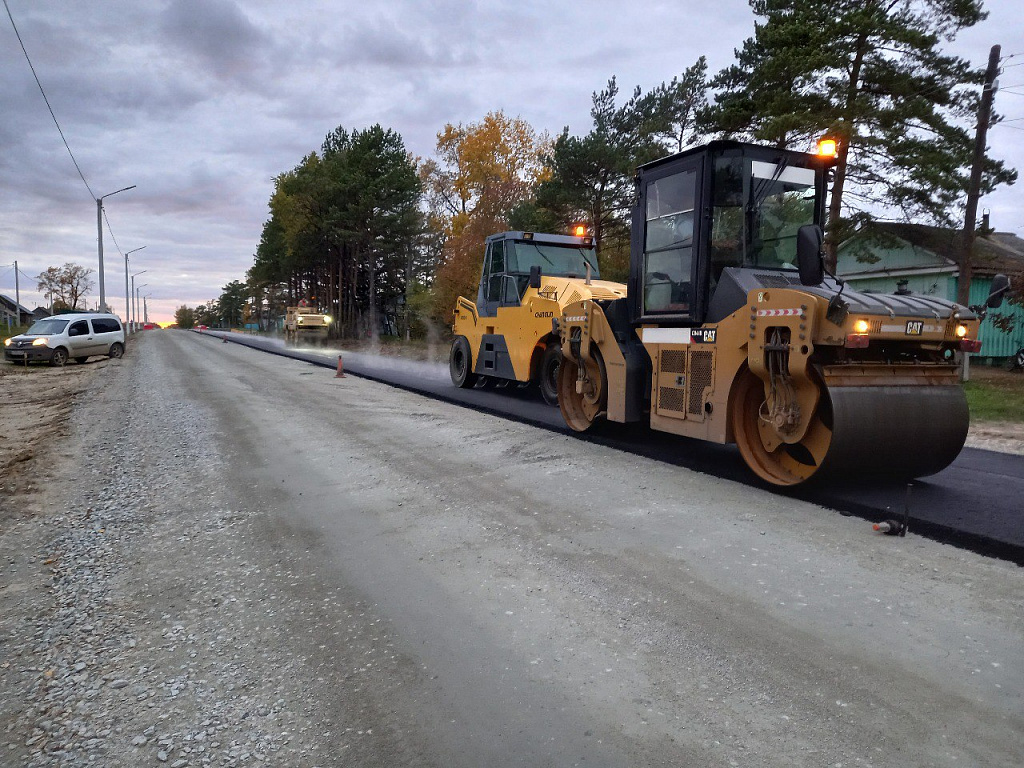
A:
817 138 838 158
573 224 587 237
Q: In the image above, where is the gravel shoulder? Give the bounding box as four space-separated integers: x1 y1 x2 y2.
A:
2 333 1023 767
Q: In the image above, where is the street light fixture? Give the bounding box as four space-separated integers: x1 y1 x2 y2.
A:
96 185 136 311
131 271 147 332
124 246 146 332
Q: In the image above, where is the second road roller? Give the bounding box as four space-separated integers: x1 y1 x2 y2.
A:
547 138 1008 486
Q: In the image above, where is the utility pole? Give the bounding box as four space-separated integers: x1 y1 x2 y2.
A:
959 44 1000 307
14 260 20 323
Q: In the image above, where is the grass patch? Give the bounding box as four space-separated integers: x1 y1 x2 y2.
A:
963 367 1024 423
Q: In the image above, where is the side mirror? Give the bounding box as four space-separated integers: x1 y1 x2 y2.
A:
796 225 825 286
987 274 1010 309
529 265 542 290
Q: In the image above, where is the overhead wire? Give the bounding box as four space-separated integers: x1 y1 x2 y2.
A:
3 0 94 201
102 209 124 258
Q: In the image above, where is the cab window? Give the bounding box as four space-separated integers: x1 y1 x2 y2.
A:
68 320 89 337
486 240 506 302
643 169 696 314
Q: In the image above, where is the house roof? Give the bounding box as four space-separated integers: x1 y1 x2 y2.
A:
0 293 34 315
843 223 1024 277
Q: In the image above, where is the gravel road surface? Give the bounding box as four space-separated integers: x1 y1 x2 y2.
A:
2 330 1022 767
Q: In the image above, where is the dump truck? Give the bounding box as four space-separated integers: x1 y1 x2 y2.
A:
449 231 626 404
284 304 331 344
553 138 1008 486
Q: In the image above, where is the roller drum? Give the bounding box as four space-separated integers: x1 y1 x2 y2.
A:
819 385 969 480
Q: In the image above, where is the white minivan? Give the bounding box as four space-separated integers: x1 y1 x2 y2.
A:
4 312 126 366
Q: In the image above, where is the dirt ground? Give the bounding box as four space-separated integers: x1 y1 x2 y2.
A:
0 362 102 508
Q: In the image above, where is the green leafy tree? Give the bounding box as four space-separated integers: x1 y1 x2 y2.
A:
218 281 249 327
195 300 220 327
174 305 196 329
705 0 1016 270
36 263 94 311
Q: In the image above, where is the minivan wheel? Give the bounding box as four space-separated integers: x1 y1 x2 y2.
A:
50 347 69 367
108 343 125 359
75 357 88 364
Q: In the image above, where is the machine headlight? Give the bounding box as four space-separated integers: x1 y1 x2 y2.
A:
955 324 968 338
853 319 869 334
323 315 332 323
3 338 11 347
32 338 49 346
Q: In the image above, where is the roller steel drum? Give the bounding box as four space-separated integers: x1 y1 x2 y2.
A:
732 378 970 486
816 385 970 479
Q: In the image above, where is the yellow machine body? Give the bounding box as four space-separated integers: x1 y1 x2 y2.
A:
284 306 331 344
553 140 986 486
454 275 625 381
449 231 625 402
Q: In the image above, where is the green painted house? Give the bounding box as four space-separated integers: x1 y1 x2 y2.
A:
837 223 1024 361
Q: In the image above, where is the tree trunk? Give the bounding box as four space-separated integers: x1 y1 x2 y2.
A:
823 31 869 273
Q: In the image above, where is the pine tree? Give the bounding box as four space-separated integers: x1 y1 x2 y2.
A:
705 0 1015 270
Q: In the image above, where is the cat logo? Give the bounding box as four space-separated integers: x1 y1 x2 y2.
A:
691 328 717 344
905 320 923 336
534 311 554 318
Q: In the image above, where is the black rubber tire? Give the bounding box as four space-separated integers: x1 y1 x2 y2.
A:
108 343 125 359
449 336 477 388
75 357 88 364
539 342 561 406
1014 348 1024 372
50 347 68 367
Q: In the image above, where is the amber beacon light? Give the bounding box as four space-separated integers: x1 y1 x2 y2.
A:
573 224 587 237
816 137 838 159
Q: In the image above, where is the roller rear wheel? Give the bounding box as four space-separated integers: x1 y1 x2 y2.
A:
449 336 477 388
539 343 561 406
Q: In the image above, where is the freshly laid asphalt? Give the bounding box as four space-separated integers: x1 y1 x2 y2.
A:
201 331 1024 565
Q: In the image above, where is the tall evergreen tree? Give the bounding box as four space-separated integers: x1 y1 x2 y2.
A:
706 0 1015 269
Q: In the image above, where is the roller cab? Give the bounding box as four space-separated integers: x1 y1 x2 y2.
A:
557 140 980 486
450 231 625 404
284 305 331 344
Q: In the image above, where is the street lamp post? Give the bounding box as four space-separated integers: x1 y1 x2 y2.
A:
96 185 136 312
131 271 147 331
124 246 146 332
135 284 148 328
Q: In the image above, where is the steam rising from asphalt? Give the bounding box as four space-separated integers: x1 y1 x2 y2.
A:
263 336 450 383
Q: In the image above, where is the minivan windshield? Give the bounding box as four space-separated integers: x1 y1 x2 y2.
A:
26 318 69 335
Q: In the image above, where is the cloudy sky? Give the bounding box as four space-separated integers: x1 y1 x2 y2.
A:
2 0 1022 324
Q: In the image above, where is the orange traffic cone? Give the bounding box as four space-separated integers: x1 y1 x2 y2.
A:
335 354 346 378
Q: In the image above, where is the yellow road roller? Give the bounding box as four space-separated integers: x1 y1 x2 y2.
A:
450 231 626 404
555 139 1007 486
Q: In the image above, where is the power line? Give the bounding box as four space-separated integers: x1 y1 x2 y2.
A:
3 0 94 200
102 209 123 257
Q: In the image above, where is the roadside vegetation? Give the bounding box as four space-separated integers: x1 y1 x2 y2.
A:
964 366 1024 423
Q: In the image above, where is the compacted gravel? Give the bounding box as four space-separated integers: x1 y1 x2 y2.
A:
2 331 1022 768
2 340 341 767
